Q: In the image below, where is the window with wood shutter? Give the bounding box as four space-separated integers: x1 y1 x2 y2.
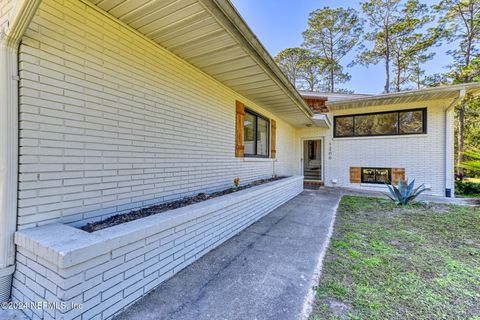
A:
235 101 245 157
361 168 392 184
350 167 361 183
271 119 276 159
236 102 272 158
243 108 270 158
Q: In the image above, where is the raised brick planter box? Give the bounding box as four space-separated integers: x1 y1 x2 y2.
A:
12 176 303 320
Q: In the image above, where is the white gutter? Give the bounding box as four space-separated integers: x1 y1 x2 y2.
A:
0 0 41 302
444 89 466 197
327 83 480 110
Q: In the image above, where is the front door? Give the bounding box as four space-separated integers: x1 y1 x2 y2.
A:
303 139 322 181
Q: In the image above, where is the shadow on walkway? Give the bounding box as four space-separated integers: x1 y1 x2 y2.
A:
114 190 341 320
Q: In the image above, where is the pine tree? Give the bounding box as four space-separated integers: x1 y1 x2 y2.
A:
303 7 362 92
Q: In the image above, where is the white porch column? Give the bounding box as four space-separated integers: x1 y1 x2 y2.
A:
0 0 42 302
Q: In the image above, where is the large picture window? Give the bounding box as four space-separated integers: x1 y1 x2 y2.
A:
334 108 426 138
244 109 270 157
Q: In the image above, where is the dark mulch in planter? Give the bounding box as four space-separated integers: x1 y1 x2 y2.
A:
80 176 287 233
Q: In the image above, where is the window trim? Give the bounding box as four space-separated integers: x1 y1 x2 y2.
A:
244 108 270 158
361 167 392 184
333 108 427 138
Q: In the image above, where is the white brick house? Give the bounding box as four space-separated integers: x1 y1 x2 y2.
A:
0 0 479 319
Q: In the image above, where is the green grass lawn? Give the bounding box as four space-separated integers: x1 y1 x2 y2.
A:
311 196 480 320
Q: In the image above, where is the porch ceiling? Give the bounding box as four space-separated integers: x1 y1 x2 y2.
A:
85 0 314 127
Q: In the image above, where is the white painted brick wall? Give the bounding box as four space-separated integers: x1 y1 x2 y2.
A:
12 176 303 320
0 0 12 31
17 0 299 229
297 101 451 196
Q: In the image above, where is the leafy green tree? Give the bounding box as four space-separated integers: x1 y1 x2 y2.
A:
389 0 437 91
422 72 452 87
299 55 328 91
460 95 480 174
434 0 480 175
302 7 363 92
409 54 435 89
274 48 310 88
435 0 480 79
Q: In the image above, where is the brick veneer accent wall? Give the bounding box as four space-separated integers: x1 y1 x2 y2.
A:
303 98 329 113
12 177 303 320
16 0 299 230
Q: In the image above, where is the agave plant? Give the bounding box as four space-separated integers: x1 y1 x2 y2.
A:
386 179 427 205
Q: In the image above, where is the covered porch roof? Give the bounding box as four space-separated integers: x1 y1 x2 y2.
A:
327 83 480 110
85 0 314 127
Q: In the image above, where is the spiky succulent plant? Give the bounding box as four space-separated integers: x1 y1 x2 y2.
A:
386 179 427 205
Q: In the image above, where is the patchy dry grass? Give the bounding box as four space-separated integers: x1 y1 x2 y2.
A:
310 196 480 320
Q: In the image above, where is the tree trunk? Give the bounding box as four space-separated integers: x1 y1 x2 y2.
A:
385 60 390 93
457 104 465 177
395 66 400 92
384 27 390 94
330 67 334 93
416 67 420 89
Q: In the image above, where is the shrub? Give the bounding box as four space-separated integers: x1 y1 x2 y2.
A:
233 177 240 188
455 181 480 196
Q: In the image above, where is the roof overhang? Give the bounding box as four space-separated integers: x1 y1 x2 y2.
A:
311 113 331 128
300 90 372 102
84 0 314 127
327 83 480 110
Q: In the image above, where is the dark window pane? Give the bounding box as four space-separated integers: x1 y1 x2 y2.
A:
400 110 424 134
354 114 373 136
335 117 354 137
375 169 390 183
373 113 398 135
243 110 270 157
244 112 255 155
335 109 425 138
362 168 376 183
355 113 397 136
257 117 269 156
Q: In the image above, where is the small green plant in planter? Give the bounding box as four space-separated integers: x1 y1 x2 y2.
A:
386 179 427 205
233 177 240 189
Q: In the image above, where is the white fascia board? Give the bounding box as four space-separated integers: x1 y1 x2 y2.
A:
311 113 331 128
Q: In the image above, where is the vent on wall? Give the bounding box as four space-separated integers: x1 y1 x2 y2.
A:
0 273 12 302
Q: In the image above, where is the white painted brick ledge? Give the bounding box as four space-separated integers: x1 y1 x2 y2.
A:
12 176 303 320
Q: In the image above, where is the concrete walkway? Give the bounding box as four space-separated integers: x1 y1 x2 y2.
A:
114 189 341 320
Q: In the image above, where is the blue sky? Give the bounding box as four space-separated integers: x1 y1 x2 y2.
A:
231 0 454 94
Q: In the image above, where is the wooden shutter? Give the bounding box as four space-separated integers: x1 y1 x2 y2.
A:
235 101 245 157
350 167 361 183
392 168 405 185
270 119 276 159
